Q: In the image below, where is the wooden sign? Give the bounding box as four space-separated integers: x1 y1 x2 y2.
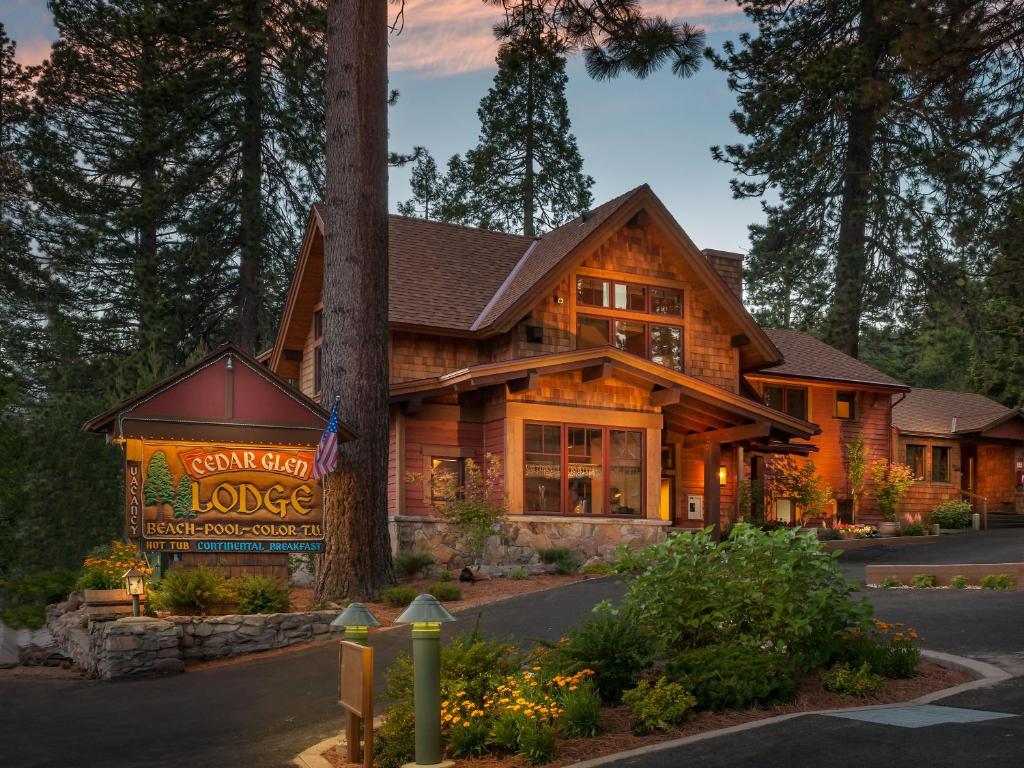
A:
125 460 143 541
338 641 374 768
132 440 324 553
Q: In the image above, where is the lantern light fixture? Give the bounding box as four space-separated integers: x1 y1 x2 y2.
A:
718 465 727 486
122 567 147 617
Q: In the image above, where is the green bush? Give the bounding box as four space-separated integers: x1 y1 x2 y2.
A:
374 701 416 768
951 575 969 589
394 549 436 579
834 621 921 678
558 680 602 737
150 567 229 615
76 568 123 591
538 603 655 703
930 500 972 529
488 710 526 753
581 561 614 575
817 526 844 541
381 586 417 607
615 525 870 669
439 569 453 582
447 717 490 757
428 582 462 601
898 523 929 537
877 576 901 588
2 604 46 629
911 573 936 588
0 570 78 628
233 575 289 614
516 720 556 765
667 642 797 711
508 567 530 580
621 678 697 734
385 626 521 704
822 662 885 697
980 573 1015 590
538 547 578 575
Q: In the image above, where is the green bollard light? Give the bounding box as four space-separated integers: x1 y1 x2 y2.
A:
331 602 381 646
395 594 456 767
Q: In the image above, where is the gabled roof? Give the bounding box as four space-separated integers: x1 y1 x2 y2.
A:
269 186 785 373
754 329 908 390
84 344 354 444
390 346 818 441
893 388 1024 437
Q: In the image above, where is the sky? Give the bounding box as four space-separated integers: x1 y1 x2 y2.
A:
3 0 763 252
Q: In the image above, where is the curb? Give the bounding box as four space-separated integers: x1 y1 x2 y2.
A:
564 649 1014 768
292 733 343 768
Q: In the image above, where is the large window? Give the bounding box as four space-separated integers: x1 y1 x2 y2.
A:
575 276 684 372
430 457 465 504
906 444 926 480
524 423 644 516
932 446 951 483
762 385 808 421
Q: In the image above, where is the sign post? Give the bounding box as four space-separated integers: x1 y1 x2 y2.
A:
338 641 374 768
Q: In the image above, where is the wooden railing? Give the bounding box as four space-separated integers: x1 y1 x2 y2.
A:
960 489 988 530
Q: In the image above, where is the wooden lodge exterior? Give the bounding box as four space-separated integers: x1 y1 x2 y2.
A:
262 185 1023 564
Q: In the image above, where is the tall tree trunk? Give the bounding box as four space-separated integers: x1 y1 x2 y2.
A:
237 0 264 354
824 0 883 358
523 51 535 237
315 0 394 601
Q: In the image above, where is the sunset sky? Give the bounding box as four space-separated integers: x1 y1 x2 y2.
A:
3 0 762 251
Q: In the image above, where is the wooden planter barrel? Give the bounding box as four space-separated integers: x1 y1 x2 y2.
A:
83 588 146 621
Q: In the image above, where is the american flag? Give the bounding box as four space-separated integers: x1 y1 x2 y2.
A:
313 398 340 480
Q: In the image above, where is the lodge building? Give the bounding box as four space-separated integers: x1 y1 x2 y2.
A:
261 185 1024 563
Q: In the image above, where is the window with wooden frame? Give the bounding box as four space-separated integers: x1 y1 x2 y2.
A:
430 457 466 503
906 444 926 480
835 390 857 420
524 422 644 517
762 384 808 421
574 276 684 371
931 446 951 483
313 308 324 396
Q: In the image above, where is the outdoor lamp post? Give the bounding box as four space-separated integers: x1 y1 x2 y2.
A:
122 567 146 617
331 602 381 645
395 594 456 767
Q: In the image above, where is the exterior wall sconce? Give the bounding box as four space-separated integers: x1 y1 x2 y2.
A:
719 465 727 486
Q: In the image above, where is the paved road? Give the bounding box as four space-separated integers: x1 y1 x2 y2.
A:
3 530 1020 768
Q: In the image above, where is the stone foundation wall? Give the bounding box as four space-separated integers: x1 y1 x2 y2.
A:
46 596 340 679
392 514 671 569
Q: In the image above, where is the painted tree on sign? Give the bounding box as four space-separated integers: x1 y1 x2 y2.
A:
172 475 195 519
144 451 175 509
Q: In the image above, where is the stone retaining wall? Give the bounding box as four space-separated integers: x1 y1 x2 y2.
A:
45 596 340 679
392 514 672 569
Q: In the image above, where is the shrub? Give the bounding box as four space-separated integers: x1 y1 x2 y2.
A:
951 575 969 589
581 561 613 575
77 541 152 591
233 575 289 614
930 500 972 529
980 573 1015 590
835 620 921 678
538 547 577 575
822 662 885 697
615 525 870 669
877 576 901 588
538 603 655 703
508 567 530 580
1 569 79 628
911 573 936 588
898 523 929 537
447 717 490 758
375 701 416 768
439 569 453 582
428 582 462 601
764 456 833 519
666 641 797 711
558 680 602 737
150 567 229 615
394 549 436 579
817 526 844 541
516 720 556 765
621 678 697 734
433 454 507 565
871 460 916 521
381 586 417 607
2 604 46 629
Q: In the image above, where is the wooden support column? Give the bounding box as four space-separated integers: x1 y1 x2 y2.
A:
704 441 721 541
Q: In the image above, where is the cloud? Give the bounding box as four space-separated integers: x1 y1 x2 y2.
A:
389 0 743 77
12 35 52 67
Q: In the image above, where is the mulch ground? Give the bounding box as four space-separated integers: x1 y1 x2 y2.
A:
323 660 966 768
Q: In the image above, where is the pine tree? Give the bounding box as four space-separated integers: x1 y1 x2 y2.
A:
710 1 1021 357
452 38 593 235
145 451 175 508
396 150 444 219
172 475 195 519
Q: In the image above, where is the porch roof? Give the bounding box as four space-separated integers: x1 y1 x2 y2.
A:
390 347 819 442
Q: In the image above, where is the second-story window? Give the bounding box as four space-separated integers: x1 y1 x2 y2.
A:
762 384 808 421
575 276 684 371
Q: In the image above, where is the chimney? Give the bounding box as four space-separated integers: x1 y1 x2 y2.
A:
702 249 744 301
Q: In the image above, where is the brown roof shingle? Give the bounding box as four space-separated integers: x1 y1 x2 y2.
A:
758 329 907 389
893 388 1018 435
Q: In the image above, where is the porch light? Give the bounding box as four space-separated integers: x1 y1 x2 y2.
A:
331 602 380 645
122 567 146 617
396 595 456 766
719 465 727 486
